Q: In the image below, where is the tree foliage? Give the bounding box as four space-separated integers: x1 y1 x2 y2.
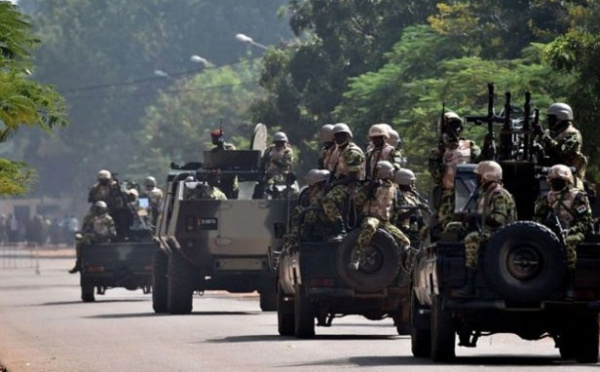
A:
0 2 67 195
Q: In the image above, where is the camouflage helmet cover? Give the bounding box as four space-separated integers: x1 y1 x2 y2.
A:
387 129 400 147
94 201 108 211
547 164 574 184
145 176 157 187
97 169 112 181
394 168 416 186
368 123 390 139
375 160 395 180
474 161 503 182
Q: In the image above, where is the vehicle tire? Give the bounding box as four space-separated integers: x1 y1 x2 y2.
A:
167 250 193 314
337 229 401 293
259 278 277 312
411 290 431 358
573 313 599 363
81 282 95 303
277 282 295 336
294 283 315 338
152 249 169 313
482 221 565 304
430 295 455 362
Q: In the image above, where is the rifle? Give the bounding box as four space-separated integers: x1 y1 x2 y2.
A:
465 83 502 160
546 209 566 246
501 91 512 160
522 92 531 161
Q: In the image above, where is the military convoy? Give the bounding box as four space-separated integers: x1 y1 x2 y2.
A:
411 86 600 363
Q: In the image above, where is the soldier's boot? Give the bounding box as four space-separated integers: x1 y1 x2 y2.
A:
68 258 81 274
564 270 575 300
328 219 347 243
453 267 477 298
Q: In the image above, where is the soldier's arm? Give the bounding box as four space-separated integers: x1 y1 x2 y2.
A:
487 192 514 227
543 132 580 157
569 192 593 235
391 147 402 170
470 142 482 163
533 196 549 223
428 147 444 185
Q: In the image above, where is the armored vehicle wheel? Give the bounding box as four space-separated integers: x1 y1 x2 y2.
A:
152 249 168 313
337 229 401 293
259 279 277 312
167 250 193 314
482 221 565 304
411 290 431 358
81 282 95 303
277 283 295 336
431 296 455 362
294 284 315 338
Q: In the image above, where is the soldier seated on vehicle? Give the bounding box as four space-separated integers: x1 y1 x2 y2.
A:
349 161 411 271
449 161 517 297
533 164 593 296
393 168 427 234
365 124 402 180
69 201 117 274
88 169 120 206
142 176 163 226
318 124 336 171
287 169 330 243
183 174 227 201
254 132 295 199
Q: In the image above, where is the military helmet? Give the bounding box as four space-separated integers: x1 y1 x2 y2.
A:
305 169 330 186
375 160 395 180
273 131 288 142
332 123 353 138
438 111 463 136
319 124 334 143
388 129 400 147
394 168 416 186
97 169 112 181
474 161 503 182
368 123 390 139
547 164 574 184
94 201 108 212
547 103 573 121
145 176 157 187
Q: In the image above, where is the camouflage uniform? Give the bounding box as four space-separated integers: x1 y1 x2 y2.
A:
463 182 517 268
185 184 227 201
211 142 239 198
533 187 593 269
318 143 337 171
541 125 586 189
322 143 365 225
88 181 123 209
394 189 422 233
144 186 164 226
353 180 410 261
365 144 402 179
261 144 294 185
289 186 326 241
429 140 481 228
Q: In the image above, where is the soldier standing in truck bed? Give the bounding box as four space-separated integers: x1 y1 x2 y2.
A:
210 129 239 199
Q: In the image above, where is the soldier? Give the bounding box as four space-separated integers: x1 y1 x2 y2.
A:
142 176 163 227
288 169 329 242
318 124 336 171
210 129 239 198
454 161 517 297
254 132 294 198
533 164 593 295
365 124 402 180
388 129 402 150
429 112 481 229
350 161 411 270
184 174 227 201
537 103 586 189
88 170 120 205
69 201 117 273
393 168 425 234
322 123 365 242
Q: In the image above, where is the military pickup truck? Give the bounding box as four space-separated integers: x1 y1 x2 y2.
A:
153 148 293 314
411 88 600 363
276 189 412 338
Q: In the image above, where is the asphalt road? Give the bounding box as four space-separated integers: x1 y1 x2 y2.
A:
0 253 597 371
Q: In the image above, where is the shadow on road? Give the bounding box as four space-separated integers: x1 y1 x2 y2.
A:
38 299 147 306
207 334 398 344
85 310 259 319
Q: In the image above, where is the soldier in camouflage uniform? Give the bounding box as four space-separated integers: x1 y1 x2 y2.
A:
533 164 593 295
287 169 329 242
142 176 163 227
454 161 517 297
318 124 336 171
88 170 122 208
69 201 117 273
393 169 424 233
537 103 587 189
322 123 365 242
350 161 410 270
254 132 294 199
183 174 227 201
387 129 402 151
210 129 239 199
429 112 481 229
365 124 402 179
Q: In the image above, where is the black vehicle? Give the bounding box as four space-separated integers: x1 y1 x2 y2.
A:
275 192 413 338
411 87 600 363
153 148 294 314
79 236 155 302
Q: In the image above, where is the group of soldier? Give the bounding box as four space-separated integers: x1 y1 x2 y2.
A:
68 171 164 273
288 101 593 299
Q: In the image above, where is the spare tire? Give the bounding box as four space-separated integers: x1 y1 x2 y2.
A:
337 228 401 293
481 221 565 303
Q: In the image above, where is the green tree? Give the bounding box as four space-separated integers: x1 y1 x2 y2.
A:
0 2 67 195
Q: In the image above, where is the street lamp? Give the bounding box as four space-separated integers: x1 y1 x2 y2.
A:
190 55 213 68
235 33 268 50
154 69 170 78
